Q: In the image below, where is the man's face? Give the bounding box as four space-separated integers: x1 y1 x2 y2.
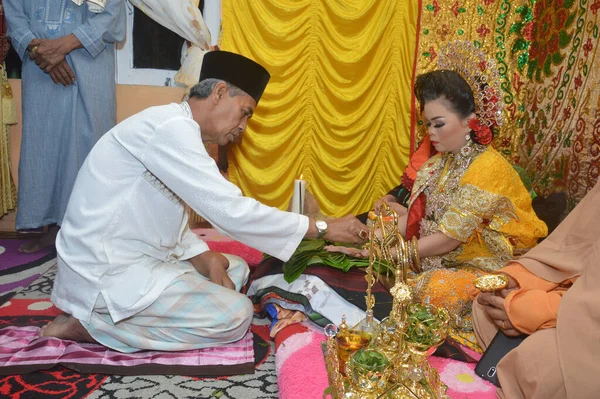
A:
210 88 256 146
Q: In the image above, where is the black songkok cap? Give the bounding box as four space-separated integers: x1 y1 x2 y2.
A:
200 51 271 103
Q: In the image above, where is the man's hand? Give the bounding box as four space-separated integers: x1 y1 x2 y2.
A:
324 215 369 245
49 60 76 86
29 35 82 72
286 189 322 218
477 291 522 337
191 251 235 290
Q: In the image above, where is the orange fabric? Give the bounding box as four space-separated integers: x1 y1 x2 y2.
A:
411 267 481 318
501 263 576 335
405 136 435 182
405 193 425 240
410 266 486 351
502 263 559 290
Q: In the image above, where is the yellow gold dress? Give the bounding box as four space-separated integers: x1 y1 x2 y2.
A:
406 143 547 351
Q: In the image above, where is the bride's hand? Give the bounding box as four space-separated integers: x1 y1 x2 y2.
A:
374 194 396 214
373 195 408 216
324 245 369 258
385 202 408 216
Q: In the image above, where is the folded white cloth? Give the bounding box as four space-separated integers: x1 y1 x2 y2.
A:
71 0 107 13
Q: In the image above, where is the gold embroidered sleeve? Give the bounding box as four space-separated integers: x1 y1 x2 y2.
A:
438 184 518 242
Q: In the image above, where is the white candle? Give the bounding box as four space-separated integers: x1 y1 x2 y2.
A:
291 178 306 214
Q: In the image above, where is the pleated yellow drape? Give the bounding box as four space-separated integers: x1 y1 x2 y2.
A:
220 0 418 217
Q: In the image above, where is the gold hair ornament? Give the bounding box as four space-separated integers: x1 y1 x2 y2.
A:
436 41 504 129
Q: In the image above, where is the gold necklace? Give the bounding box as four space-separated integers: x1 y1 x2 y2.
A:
424 142 485 222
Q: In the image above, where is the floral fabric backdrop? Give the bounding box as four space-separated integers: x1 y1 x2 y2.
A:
415 0 599 208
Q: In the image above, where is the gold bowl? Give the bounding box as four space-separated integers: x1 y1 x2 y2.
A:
474 274 509 292
404 304 449 353
347 349 390 393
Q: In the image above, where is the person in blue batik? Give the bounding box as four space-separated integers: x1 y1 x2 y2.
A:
4 0 126 252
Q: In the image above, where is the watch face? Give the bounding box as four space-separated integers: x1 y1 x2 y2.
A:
316 220 328 230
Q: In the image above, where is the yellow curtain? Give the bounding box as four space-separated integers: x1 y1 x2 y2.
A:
220 0 418 217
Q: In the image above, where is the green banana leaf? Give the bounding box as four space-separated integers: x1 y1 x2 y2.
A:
265 239 392 283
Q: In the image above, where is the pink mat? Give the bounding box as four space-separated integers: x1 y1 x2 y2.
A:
193 228 264 269
193 228 233 242
275 325 497 399
0 326 254 376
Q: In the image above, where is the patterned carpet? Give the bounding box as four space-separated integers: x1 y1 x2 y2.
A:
0 238 56 304
0 232 498 398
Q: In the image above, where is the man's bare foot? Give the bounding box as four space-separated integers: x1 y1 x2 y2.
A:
18 226 59 253
40 314 97 344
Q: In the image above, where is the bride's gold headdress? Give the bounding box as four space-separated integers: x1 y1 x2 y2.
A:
436 41 504 129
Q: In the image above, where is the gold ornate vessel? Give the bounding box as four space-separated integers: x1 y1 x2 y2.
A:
335 315 372 374
322 205 451 398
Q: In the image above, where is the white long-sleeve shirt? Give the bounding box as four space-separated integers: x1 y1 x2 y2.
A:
52 102 308 323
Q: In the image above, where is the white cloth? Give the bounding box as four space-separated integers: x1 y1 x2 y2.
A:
52 102 308 325
247 273 368 328
128 0 212 87
71 0 107 13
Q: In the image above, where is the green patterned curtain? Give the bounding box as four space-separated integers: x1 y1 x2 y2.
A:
415 0 600 208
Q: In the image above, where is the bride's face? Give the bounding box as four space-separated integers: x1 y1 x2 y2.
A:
423 98 472 154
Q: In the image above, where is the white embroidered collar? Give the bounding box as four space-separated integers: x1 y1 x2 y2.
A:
180 101 193 118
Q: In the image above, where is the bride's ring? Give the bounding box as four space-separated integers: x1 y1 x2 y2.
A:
358 230 368 239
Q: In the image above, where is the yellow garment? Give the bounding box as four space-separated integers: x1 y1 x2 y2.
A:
410 266 486 351
0 64 17 216
408 145 548 351
220 0 417 216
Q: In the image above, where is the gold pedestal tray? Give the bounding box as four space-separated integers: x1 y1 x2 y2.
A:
321 205 452 398
322 337 451 399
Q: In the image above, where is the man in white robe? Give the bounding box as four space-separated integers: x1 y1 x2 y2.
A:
41 51 368 352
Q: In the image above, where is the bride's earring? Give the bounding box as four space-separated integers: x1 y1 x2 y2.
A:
461 133 473 157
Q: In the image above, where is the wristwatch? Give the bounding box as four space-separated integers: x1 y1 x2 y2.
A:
315 219 328 239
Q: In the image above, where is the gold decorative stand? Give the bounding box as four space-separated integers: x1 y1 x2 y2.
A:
322 205 451 398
